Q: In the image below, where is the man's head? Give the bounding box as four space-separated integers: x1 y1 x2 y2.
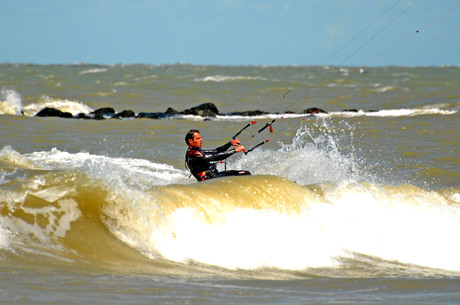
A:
185 129 202 148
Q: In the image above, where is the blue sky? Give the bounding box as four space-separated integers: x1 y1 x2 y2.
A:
1 0 459 66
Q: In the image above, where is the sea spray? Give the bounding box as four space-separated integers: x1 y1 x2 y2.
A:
0 88 22 115
232 119 363 186
22 96 94 116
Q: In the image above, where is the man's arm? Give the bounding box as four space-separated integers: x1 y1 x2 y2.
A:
211 138 242 153
201 148 236 162
213 141 233 153
199 138 245 162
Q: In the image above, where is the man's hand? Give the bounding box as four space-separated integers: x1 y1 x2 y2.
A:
235 145 246 153
231 138 241 146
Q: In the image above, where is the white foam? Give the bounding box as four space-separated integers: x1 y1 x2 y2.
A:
79 68 108 75
364 108 456 117
1 197 81 245
316 183 460 271
449 193 460 203
372 85 398 92
195 75 267 82
25 148 189 187
22 96 93 116
146 206 341 269
112 181 460 272
180 106 455 122
329 107 456 118
215 113 307 121
0 223 11 250
0 88 22 115
0 145 39 169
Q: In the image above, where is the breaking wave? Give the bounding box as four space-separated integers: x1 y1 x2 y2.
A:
1 122 459 275
195 75 268 82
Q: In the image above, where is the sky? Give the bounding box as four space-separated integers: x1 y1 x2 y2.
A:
1 0 459 66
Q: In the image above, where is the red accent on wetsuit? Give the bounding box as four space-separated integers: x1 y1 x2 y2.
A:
185 141 236 181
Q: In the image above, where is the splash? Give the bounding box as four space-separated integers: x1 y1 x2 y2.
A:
21 96 94 116
23 147 189 187
232 120 362 186
0 90 93 117
0 88 22 115
0 222 11 250
0 145 39 169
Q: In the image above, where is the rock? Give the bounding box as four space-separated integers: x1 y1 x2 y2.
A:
183 103 219 117
136 112 165 119
93 114 106 120
35 107 73 118
303 107 328 114
85 107 116 120
91 107 115 117
113 110 135 119
75 113 91 119
165 107 180 115
227 110 265 116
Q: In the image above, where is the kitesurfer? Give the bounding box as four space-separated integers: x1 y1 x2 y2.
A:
185 129 251 181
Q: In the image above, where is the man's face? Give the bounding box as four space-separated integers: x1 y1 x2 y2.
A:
189 132 203 148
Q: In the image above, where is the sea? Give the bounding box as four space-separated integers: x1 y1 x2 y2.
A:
1 63 459 304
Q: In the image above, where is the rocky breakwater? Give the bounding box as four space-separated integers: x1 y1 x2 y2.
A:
34 102 330 120
35 107 136 120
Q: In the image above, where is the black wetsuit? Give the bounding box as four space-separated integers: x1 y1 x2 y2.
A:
185 141 251 181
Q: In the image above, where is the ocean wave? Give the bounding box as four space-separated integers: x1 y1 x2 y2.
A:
22 96 94 116
24 147 189 186
79 68 108 75
0 145 39 169
373 85 398 93
195 75 267 82
100 173 460 271
210 106 456 121
329 107 457 118
1 144 460 274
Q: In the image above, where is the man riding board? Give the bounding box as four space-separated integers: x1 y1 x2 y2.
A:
185 129 251 181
